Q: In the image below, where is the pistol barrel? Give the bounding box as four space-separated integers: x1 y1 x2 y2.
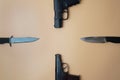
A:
54 0 63 28
55 54 63 80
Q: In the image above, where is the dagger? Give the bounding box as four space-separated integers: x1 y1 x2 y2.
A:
81 36 120 43
0 36 39 46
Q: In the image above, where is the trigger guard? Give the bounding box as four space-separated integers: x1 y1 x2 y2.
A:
63 63 69 72
63 9 69 20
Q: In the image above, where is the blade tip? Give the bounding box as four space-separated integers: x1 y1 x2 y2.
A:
80 37 86 41
34 38 39 41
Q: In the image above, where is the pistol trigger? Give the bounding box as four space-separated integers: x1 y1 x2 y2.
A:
63 9 69 20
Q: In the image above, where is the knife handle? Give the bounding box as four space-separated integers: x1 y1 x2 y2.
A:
106 37 120 43
0 38 9 44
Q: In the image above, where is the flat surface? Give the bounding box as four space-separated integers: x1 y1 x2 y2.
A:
0 0 120 80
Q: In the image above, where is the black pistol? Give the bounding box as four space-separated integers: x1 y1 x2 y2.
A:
54 0 80 28
55 54 80 80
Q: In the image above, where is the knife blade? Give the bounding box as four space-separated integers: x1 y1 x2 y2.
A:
0 36 39 46
81 36 120 43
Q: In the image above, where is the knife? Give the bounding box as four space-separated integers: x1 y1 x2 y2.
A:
0 36 39 46
81 36 120 43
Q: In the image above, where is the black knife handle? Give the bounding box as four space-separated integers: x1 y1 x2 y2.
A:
0 38 9 44
106 37 120 43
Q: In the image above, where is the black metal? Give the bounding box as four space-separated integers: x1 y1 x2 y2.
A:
0 38 9 44
54 0 80 28
106 37 120 43
55 54 80 80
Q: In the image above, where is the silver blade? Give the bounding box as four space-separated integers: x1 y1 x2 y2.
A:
10 37 39 43
81 37 107 43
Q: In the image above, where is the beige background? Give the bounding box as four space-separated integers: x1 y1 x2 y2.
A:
0 0 120 80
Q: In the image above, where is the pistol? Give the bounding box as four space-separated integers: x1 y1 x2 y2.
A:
55 54 80 80
54 0 80 28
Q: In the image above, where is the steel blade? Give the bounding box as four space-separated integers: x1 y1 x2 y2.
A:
10 37 39 43
81 37 106 43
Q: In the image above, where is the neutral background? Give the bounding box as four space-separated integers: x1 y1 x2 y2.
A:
0 0 120 80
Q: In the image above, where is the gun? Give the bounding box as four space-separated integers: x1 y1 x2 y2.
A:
54 0 80 28
55 54 80 80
